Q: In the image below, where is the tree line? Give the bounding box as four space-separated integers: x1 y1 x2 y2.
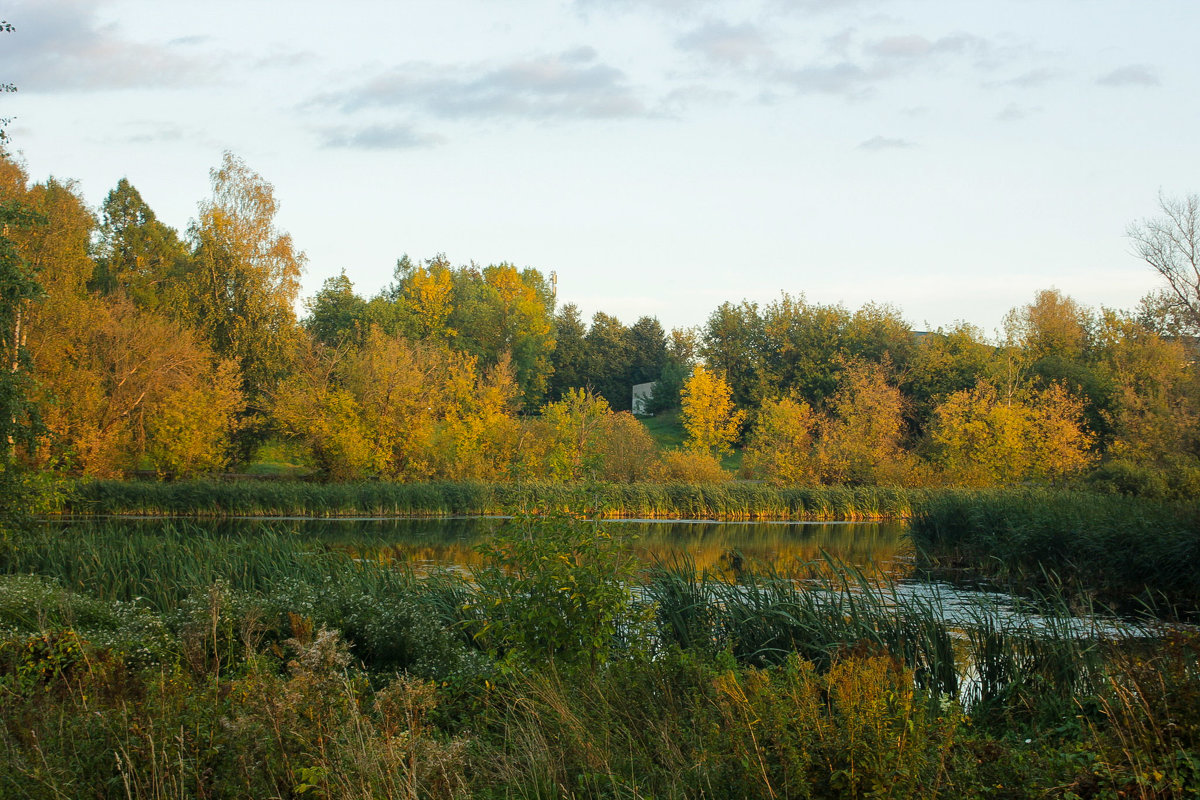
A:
0 150 1197 492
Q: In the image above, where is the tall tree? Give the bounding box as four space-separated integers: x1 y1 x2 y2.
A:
547 302 588 402
701 300 768 407
626 316 668 386
0 189 43 486
91 178 189 310
584 312 632 411
303 270 367 347
185 152 305 415
680 365 745 456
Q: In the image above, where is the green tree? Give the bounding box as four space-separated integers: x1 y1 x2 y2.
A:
90 178 189 310
904 322 994 433
303 270 367 347
626 315 668 386
472 513 643 672
184 152 305 414
701 300 768 407
680 365 746 456
546 302 588 402
647 327 697 414
584 312 632 411
0 194 44 491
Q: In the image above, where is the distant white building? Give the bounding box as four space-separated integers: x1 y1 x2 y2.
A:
632 381 656 416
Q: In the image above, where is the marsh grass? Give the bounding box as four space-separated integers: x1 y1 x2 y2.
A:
910 489 1200 614
68 479 930 520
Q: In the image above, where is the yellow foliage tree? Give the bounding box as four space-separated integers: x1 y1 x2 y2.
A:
680 365 746 456
929 379 1096 485
30 298 243 477
818 360 909 485
743 395 819 485
528 389 613 482
273 328 519 481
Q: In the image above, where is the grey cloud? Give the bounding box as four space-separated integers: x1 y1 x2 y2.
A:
866 32 990 60
328 49 649 121
857 135 913 150
123 124 186 144
256 51 319 70
779 62 874 95
774 30 1003 100
660 84 736 113
0 0 213 91
1096 64 1160 87
996 67 1058 89
321 124 444 150
168 35 210 47
677 21 774 67
995 102 1039 122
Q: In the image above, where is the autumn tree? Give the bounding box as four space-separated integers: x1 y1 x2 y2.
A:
818 360 910 485
680 365 745 456
184 152 305 415
528 389 613 482
432 353 521 481
742 395 820 485
32 299 242 477
597 411 659 482
928 380 1096 486
1001 289 1114 446
1095 310 1200 464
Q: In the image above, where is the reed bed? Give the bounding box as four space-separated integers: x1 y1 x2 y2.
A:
909 488 1200 615
67 479 931 520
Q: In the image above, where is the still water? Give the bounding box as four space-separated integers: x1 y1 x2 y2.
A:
95 515 911 577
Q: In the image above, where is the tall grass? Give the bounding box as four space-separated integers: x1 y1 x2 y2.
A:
909 488 1200 614
67 479 931 520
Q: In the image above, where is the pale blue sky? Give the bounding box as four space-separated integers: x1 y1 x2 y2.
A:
2 0 1196 336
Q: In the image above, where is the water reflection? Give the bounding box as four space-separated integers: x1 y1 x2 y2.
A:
171 516 911 578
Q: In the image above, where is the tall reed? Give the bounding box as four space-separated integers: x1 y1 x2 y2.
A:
67 479 931 520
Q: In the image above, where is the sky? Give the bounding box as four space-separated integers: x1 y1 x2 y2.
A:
2 0 1197 337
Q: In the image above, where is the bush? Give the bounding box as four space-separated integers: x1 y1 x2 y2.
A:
655 448 731 483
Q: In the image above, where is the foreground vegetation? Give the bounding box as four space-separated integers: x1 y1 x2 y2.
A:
2 513 1199 798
